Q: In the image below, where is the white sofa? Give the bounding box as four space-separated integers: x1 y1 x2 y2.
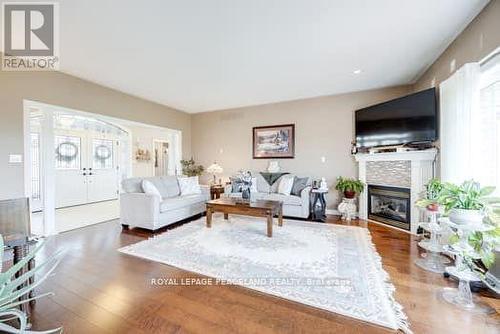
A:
224 173 311 218
120 176 210 231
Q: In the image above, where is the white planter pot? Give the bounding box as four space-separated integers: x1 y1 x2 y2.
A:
448 208 484 225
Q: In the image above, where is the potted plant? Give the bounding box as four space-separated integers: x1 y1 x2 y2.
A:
335 177 364 199
437 180 498 224
180 158 204 177
449 201 500 275
416 178 444 212
0 237 63 333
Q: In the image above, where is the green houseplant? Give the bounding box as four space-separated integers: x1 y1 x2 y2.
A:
450 202 500 273
416 178 444 212
180 158 204 177
0 237 63 333
335 177 364 199
437 180 498 224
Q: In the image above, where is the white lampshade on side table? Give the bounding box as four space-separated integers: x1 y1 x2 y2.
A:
207 162 223 185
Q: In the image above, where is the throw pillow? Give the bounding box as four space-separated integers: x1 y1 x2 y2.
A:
255 173 271 193
277 175 294 195
250 177 258 193
178 176 202 195
142 180 162 199
291 177 309 196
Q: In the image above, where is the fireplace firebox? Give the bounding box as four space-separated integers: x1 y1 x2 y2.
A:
368 185 411 231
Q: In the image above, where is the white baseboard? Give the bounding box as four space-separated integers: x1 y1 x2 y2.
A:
326 209 361 218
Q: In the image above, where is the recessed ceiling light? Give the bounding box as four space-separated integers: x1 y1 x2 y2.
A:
353 69 362 74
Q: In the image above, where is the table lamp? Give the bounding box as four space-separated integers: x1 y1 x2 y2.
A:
207 162 223 185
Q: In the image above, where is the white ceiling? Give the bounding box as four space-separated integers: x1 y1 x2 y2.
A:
16 1 493 112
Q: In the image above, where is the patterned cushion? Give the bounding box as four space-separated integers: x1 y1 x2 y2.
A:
178 176 201 195
277 175 295 195
270 175 287 193
291 177 309 196
255 173 271 193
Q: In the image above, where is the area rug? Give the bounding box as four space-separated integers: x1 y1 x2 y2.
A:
119 214 410 332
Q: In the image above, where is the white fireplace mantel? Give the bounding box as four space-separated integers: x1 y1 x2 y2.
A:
354 149 438 234
354 149 438 163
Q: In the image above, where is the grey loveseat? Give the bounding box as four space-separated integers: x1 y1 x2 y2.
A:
120 176 210 231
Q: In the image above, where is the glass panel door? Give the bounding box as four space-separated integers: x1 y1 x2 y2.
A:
92 139 114 170
55 135 81 170
86 138 119 203
54 132 88 208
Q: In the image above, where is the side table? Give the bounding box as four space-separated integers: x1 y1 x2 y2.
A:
210 185 225 200
310 188 328 222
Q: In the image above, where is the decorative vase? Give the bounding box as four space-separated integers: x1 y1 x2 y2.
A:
242 188 251 200
267 161 280 173
319 177 328 191
344 190 356 199
448 208 483 225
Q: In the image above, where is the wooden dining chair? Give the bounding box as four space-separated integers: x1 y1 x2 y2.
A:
0 197 36 312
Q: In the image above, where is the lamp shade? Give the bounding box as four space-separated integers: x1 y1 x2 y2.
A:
207 162 223 174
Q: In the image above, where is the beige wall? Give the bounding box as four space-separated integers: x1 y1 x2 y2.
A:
190 0 500 210
3 0 498 206
414 0 500 91
191 86 411 209
0 71 191 200
189 1 500 212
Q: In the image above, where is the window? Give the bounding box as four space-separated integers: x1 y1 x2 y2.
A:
479 55 500 193
93 139 113 169
30 133 41 200
440 52 500 188
55 135 81 169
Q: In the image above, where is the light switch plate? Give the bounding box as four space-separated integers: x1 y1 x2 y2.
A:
9 154 23 163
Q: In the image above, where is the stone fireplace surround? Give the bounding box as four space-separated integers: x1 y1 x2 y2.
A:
355 149 437 234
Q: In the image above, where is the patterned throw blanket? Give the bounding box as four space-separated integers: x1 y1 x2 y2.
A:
259 172 289 186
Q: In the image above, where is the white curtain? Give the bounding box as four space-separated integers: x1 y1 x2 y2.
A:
478 53 500 192
440 63 481 184
440 61 499 187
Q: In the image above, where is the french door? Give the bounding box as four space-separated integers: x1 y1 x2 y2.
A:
54 129 119 208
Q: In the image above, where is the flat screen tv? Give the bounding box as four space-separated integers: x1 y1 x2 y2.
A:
355 88 437 148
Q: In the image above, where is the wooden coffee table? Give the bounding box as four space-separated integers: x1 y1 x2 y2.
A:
205 198 283 237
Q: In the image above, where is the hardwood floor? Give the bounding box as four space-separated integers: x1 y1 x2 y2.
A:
27 216 499 334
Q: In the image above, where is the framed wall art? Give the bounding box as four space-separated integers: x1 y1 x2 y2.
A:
253 124 295 159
